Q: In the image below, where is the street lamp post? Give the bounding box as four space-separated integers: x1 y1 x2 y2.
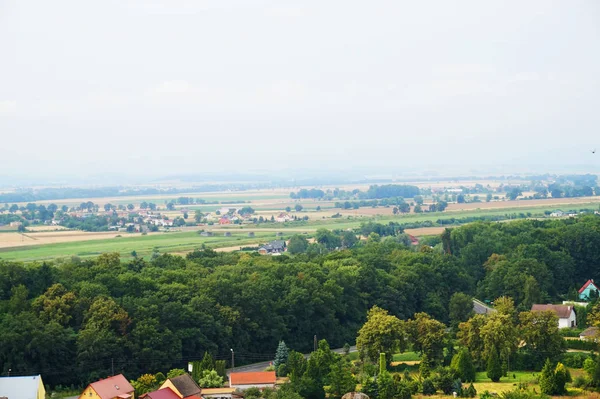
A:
230 348 235 371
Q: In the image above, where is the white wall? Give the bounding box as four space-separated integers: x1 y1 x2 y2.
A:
558 310 577 329
230 384 274 390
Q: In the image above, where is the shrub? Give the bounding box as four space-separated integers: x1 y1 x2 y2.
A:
466 383 477 398
421 378 436 395
554 362 568 395
566 339 598 351
451 348 476 382
561 351 589 368
572 375 588 388
435 367 455 395
539 359 556 395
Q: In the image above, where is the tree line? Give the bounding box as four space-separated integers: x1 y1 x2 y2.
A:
1 216 600 389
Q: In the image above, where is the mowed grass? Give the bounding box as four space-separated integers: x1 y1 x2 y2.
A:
0 231 281 262
472 370 539 395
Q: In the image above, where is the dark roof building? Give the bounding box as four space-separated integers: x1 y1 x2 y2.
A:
159 374 201 399
258 240 286 254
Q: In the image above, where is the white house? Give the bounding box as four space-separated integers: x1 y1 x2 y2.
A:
531 304 576 329
229 371 276 390
0 375 46 399
276 213 292 223
550 210 564 217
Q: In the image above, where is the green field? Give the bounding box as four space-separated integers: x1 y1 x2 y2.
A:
0 231 285 262
1 201 598 263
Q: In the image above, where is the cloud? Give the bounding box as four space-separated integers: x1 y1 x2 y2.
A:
0 100 17 114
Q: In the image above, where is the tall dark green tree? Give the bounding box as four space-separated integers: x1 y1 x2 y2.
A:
486 349 502 382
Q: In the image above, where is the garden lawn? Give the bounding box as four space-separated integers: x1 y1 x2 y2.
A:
472 370 539 395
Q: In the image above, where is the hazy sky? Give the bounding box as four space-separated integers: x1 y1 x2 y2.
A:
1 1 599 183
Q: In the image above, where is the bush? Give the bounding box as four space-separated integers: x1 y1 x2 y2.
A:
573 375 588 388
451 348 476 382
561 351 590 368
466 383 477 398
421 378 436 395
566 339 598 351
539 359 556 395
435 367 456 395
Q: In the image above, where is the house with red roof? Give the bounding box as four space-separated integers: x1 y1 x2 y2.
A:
139 388 182 399
78 374 134 399
579 279 599 301
229 371 276 390
531 304 576 329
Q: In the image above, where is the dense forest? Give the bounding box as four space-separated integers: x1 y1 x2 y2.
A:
1 216 600 388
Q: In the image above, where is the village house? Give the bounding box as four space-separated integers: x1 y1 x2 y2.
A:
78 374 134 399
159 374 201 399
580 327 599 341
219 216 231 225
531 304 576 329
258 240 286 255
579 279 599 301
139 388 182 399
275 213 292 223
229 371 276 390
0 375 45 399
550 210 564 217
199 387 238 399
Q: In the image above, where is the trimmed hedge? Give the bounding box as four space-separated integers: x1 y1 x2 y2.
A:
565 339 597 351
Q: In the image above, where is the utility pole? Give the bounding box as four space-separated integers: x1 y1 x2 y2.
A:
230 348 235 371
111 358 114 376
313 335 317 352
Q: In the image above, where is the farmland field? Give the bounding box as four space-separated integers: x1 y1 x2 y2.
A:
0 231 283 262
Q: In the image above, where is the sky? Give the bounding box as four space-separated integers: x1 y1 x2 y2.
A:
1 1 599 184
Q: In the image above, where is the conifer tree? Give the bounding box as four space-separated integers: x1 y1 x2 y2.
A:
540 358 557 395
274 340 290 371
486 349 502 382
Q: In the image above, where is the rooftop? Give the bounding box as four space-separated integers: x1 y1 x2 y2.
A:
531 304 574 319
0 375 43 399
229 372 276 385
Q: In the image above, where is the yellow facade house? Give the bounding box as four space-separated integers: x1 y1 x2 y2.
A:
78 374 134 399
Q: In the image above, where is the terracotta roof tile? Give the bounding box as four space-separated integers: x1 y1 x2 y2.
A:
230 372 276 385
88 375 134 399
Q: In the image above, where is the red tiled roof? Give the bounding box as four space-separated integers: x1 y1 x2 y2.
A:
531 304 574 319
140 388 181 399
89 375 134 399
579 279 598 294
230 372 276 385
